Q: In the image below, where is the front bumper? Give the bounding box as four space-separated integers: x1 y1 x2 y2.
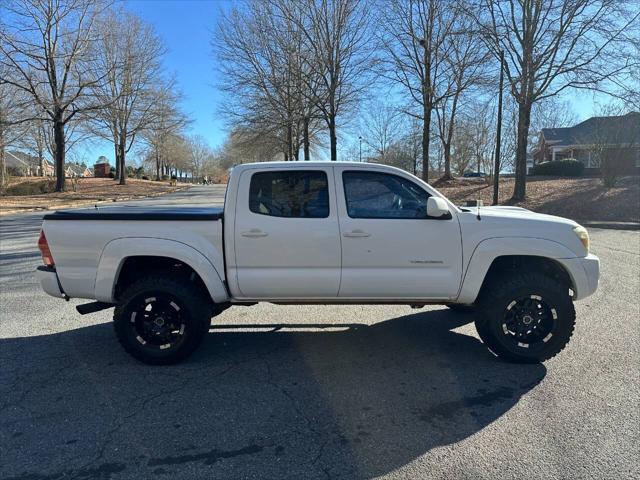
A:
558 254 600 300
36 266 66 299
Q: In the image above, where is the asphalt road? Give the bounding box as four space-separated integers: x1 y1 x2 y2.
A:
1 186 638 480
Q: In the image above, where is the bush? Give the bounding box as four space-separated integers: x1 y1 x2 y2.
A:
171 174 177 180
531 159 584 177
141 175 149 180
108 171 115 179
4 179 57 195
161 174 170 181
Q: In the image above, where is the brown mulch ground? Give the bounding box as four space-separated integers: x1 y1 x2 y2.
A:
434 176 640 222
0 177 188 215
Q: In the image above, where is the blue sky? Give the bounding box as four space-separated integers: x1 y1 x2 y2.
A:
78 0 608 166
81 0 231 165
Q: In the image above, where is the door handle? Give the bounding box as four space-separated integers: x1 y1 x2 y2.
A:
241 229 268 238
343 230 371 238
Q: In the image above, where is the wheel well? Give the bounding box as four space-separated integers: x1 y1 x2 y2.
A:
479 255 574 298
114 256 209 301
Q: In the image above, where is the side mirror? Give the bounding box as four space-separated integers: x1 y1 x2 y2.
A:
427 197 450 219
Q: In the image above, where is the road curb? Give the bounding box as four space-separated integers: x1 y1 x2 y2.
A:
580 221 640 231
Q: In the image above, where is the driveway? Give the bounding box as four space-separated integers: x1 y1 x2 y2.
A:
1 186 638 479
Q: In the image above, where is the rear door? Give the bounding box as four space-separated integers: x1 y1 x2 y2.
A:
233 167 341 298
335 168 463 300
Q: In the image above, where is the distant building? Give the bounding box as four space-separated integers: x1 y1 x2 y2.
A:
5 151 54 176
533 112 640 174
93 156 111 178
66 163 92 178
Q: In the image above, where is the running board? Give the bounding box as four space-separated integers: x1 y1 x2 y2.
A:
76 301 114 315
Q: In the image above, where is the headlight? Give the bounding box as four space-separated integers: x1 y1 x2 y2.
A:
573 226 590 253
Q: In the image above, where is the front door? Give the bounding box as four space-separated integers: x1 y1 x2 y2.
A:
234 167 341 298
335 168 463 300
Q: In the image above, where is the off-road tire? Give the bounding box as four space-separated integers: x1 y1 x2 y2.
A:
113 276 212 365
475 272 575 363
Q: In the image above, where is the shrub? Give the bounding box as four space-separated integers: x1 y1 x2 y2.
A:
531 159 584 177
108 171 115 179
141 175 149 180
161 174 170 181
5 179 57 195
171 174 177 180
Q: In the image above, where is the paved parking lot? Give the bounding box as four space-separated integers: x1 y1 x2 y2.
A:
1 186 638 479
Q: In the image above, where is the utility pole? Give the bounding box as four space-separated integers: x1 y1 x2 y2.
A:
493 50 504 206
359 136 362 162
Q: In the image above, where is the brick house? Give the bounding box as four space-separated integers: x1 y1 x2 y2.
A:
93 156 111 178
532 112 640 174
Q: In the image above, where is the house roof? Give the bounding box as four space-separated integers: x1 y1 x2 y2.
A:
542 112 640 147
5 151 53 169
67 163 89 175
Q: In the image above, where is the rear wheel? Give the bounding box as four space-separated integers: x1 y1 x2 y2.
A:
113 276 212 365
475 273 575 363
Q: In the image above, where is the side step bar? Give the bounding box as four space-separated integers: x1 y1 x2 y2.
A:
76 301 114 315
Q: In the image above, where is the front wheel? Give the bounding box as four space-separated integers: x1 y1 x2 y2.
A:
475 273 575 363
113 276 212 365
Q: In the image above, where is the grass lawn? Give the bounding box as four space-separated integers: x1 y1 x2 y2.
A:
0 177 188 215
434 176 639 223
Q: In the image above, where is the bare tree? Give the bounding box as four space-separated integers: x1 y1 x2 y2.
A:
141 86 189 180
380 0 461 182
434 5 490 180
0 65 33 188
298 0 374 161
185 135 213 180
0 0 112 191
360 101 402 162
18 117 49 176
216 0 328 162
584 106 639 187
475 0 639 201
90 7 166 185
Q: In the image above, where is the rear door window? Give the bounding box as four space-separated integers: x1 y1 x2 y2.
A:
249 170 329 218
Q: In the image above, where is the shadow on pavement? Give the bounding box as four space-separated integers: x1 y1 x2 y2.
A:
0 309 546 479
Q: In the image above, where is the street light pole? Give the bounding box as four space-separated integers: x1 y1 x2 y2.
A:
493 50 504 205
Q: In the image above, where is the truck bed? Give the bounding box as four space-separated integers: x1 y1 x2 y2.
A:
43 206 224 221
41 205 226 302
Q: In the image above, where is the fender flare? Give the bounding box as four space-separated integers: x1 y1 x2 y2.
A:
94 237 229 303
456 237 578 304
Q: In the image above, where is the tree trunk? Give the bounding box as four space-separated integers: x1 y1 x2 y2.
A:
0 125 6 189
493 51 505 206
329 116 337 161
53 117 65 192
114 142 120 181
0 143 5 189
155 152 161 181
303 118 310 161
442 142 452 180
118 138 126 185
422 104 431 183
287 123 293 162
512 101 532 201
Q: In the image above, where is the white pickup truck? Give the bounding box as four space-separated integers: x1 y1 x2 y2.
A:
37 162 599 365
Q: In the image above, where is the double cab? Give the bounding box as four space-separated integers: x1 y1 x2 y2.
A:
37 162 600 364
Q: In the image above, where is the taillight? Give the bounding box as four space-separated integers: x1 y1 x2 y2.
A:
38 230 55 267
